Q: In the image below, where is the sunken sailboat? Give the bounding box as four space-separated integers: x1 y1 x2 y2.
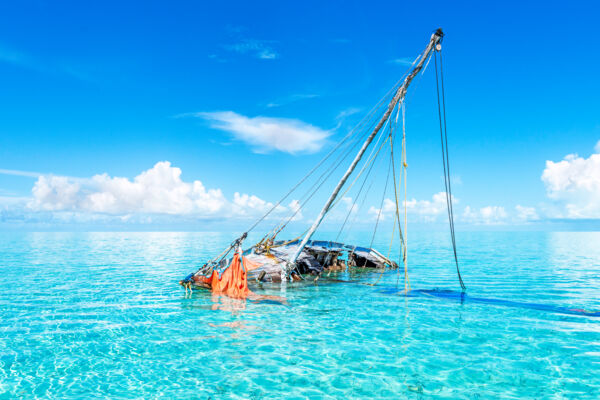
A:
181 28 465 298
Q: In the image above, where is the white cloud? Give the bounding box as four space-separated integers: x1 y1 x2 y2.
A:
258 49 277 59
287 199 303 221
463 205 508 225
265 93 320 108
28 162 227 215
541 143 600 218
335 107 362 121
368 193 540 226
388 56 418 66
368 192 453 222
341 196 359 217
451 175 463 185
515 205 539 221
0 168 43 178
231 192 274 216
368 198 396 221
225 39 278 60
30 176 82 211
340 196 354 211
25 162 296 221
321 196 358 223
0 196 29 206
405 192 451 221
197 111 331 154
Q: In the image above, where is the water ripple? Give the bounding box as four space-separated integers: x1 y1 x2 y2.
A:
0 231 599 398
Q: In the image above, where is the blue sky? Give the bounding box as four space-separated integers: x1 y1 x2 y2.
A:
1 0 600 231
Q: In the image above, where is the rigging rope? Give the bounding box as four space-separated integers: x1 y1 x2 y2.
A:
332 121 393 240
389 103 409 292
334 134 388 242
339 178 374 244
389 107 406 251
244 118 363 235
244 75 408 238
254 81 404 246
434 49 466 292
267 117 379 241
369 151 393 249
328 116 392 212
273 107 393 245
402 102 409 291
366 201 397 286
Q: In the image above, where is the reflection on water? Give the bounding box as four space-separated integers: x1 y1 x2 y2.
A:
0 231 599 398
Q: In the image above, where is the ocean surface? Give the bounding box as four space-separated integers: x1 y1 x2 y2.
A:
1 231 599 399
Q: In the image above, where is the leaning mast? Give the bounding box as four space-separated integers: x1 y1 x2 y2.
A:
285 29 444 278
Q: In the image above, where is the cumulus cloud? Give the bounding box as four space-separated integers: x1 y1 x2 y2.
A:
369 193 541 226
30 176 82 211
340 196 357 212
4 159 551 227
197 111 331 154
405 192 452 221
463 206 508 225
231 192 282 217
368 192 453 222
319 196 358 223
368 198 396 221
287 199 303 221
541 141 600 218
26 161 297 221
515 205 539 221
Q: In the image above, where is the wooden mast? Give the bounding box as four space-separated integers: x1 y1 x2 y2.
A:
285 29 444 279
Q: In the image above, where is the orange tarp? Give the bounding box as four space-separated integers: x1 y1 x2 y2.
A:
194 253 253 299
190 253 287 304
242 257 263 271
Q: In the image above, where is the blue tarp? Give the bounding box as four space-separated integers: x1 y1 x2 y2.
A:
379 287 600 318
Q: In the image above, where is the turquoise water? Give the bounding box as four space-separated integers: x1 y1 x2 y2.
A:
1 231 599 399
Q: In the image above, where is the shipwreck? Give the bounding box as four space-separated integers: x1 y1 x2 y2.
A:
181 28 466 299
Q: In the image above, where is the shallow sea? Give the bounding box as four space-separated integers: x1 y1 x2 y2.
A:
1 231 599 399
